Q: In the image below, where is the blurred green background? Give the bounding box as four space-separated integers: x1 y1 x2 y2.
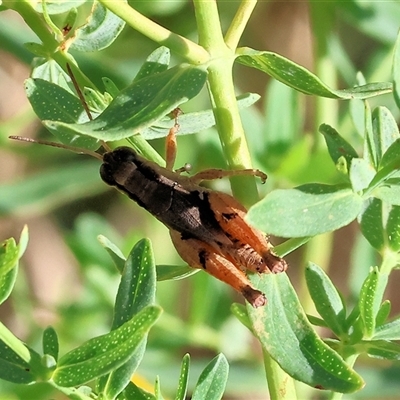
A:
1 1 400 399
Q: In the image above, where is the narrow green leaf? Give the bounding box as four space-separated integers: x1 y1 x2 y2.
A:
319 124 358 171
112 239 156 326
372 106 400 164
53 306 161 387
364 101 377 168
98 234 126 274
236 48 392 99
305 263 347 337
359 198 385 251
156 264 198 281
0 340 34 384
375 300 391 327
33 0 86 14
140 93 260 140
386 205 400 251
98 240 156 399
393 28 400 108
42 326 59 361
174 354 190 400
133 46 170 82
379 138 400 170
25 78 99 149
154 376 164 400
373 317 400 341
247 184 363 237
363 340 400 360
0 226 27 305
191 354 229 400
117 382 155 400
359 268 388 338
349 158 376 192
44 64 207 142
71 1 125 52
373 185 400 206
248 273 364 393
103 77 120 98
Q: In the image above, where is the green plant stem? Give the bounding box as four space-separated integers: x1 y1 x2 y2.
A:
263 348 297 400
97 0 209 64
225 0 257 49
194 0 259 205
3 0 96 90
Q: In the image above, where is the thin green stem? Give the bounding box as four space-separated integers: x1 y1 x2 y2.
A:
194 0 259 205
225 0 257 50
263 348 297 400
98 0 209 64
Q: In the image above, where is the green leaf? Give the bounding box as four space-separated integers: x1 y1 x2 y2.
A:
133 46 170 82
359 268 388 339
98 240 156 399
359 198 385 251
373 185 400 206
53 305 161 387
44 64 207 142
0 226 27 305
98 234 126 274
379 138 400 170
319 124 358 171
236 48 392 98
0 339 34 384
70 2 125 52
140 93 260 140
393 28 400 108
42 326 59 361
191 354 229 400
112 239 156 325
364 101 377 168
363 340 400 360
31 59 71 91
305 263 346 337
156 264 198 281
174 354 190 400
372 106 400 164
373 317 400 341
33 0 86 14
247 184 363 237
386 205 400 251
25 78 99 149
247 273 364 393
117 382 155 400
349 158 376 192
375 300 391 327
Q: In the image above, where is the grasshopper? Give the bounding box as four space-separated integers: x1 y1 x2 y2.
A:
10 63 287 306
11 116 287 307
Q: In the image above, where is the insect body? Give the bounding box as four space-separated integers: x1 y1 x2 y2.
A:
100 144 287 308
10 115 287 308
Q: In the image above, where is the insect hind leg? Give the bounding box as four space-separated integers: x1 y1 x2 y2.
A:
170 230 266 308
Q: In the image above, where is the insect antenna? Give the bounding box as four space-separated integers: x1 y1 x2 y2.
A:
9 135 104 161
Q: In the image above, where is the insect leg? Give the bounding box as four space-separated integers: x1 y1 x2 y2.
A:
165 108 182 170
189 168 267 184
209 191 288 274
170 229 267 307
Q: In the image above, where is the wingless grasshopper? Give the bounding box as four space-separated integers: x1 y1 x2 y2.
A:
10 71 287 307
